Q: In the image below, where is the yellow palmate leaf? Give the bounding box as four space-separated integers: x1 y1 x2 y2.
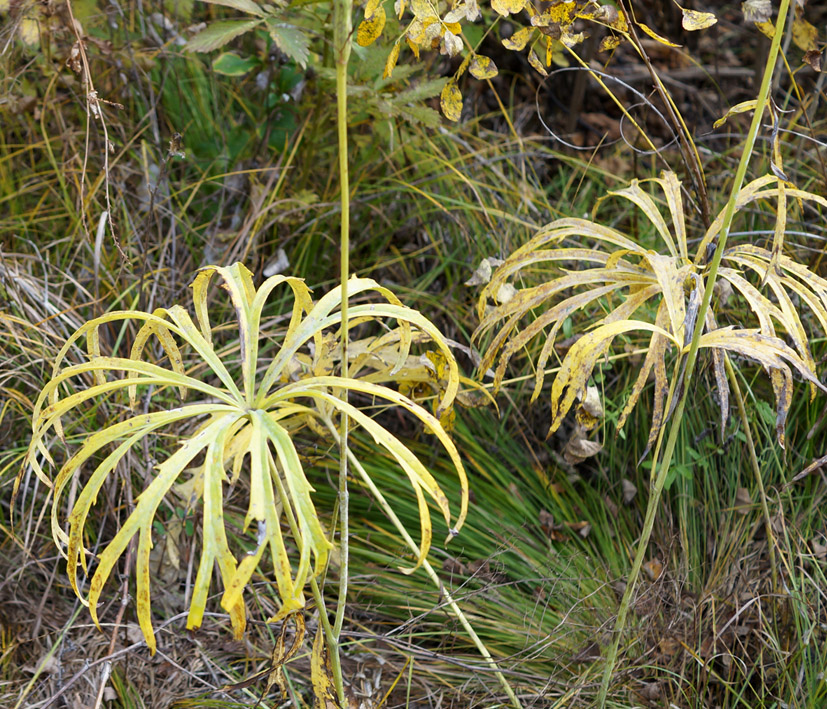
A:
469 54 498 79
638 22 681 47
440 80 462 121
356 5 386 46
680 7 717 31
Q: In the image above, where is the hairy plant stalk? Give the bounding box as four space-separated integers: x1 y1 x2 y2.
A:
596 1 791 704
332 0 353 703
335 437 524 709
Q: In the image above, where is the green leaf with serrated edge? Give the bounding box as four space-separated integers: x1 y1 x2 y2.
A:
398 104 442 126
398 77 447 103
212 51 259 75
185 19 262 52
198 0 264 16
266 22 311 67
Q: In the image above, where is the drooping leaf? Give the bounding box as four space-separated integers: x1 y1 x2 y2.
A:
527 49 548 75
638 22 682 47
713 99 759 129
185 19 262 52
792 15 818 51
384 41 401 78
197 0 264 16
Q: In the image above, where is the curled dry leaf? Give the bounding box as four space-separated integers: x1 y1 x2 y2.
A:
643 558 663 582
576 384 603 430
742 0 772 23
803 48 822 71
621 478 637 504
735 486 752 513
564 423 602 464
465 257 504 286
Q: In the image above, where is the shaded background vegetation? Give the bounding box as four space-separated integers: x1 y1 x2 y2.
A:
2 0 827 706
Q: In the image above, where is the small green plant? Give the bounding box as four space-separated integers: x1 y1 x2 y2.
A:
25 263 467 655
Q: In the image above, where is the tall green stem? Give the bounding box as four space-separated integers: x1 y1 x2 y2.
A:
596 2 791 704
332 0 352 704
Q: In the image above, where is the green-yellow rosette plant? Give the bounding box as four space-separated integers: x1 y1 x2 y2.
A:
26 263 467 654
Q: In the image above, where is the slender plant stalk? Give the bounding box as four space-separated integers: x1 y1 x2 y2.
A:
596 2 792 704
332 432 524 708
724 355 779 593
331 0 352 704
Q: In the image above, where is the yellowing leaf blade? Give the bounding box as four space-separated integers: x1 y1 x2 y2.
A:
440 80 463 121
356 4 386 46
